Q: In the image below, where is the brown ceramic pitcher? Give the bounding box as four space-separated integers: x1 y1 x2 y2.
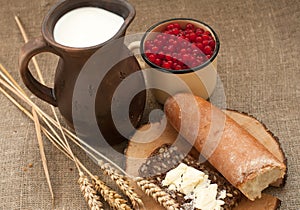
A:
19 0 146 146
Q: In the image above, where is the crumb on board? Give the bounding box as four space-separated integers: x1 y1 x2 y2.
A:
23 163 34 172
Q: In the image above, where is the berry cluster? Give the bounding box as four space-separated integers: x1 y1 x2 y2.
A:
144 22 216 70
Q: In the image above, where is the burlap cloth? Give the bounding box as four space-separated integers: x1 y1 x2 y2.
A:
0 0 299 209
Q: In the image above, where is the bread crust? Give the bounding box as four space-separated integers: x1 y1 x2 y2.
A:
164 93 286 201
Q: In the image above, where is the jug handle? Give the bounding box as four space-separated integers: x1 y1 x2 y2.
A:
19 36 59 106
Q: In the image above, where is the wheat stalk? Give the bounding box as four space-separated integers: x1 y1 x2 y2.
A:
32 108 54 201
79 172 104 210
13 16 57 203
0 68 141 210
136 177 180 210
92 176 132 210
15 16 44 86
98 160 143 209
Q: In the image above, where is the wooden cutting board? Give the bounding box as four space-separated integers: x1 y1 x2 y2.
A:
125 110 285 209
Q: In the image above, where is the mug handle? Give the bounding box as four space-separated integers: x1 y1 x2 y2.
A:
128 41 141 53
19 36 60 106
128 41 148 69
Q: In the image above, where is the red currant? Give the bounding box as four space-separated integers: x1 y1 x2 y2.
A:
204 31 211 36
154 58 162 66
162 61 171 69
167 45 175 52
173 23 180 29
203 45 212 55
202 34 210 40
151 46 159 53
148 54 156 62
195 36 203 43
202 40 209 46
196 28 204 36
180 48 187 54
175 65 182 70
157 51 165 59
165 54 172 61
196 42 204 51
209 40 215 48
186 23 195 30
172 28 180 35
145 21 216 70
167 24 174 30
189 32 197 42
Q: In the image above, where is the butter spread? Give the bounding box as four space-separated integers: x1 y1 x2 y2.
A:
162 163 226 210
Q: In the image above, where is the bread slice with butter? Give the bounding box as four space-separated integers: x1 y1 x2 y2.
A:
139 144 242 210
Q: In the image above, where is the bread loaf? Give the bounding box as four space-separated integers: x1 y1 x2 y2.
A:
164 93 286 201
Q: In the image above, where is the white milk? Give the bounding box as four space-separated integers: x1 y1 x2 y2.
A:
54 7 124 48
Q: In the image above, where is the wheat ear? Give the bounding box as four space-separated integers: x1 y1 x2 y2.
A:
136 177 180 210
98 161 143 209
79 172 104 210
92 176 132 210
